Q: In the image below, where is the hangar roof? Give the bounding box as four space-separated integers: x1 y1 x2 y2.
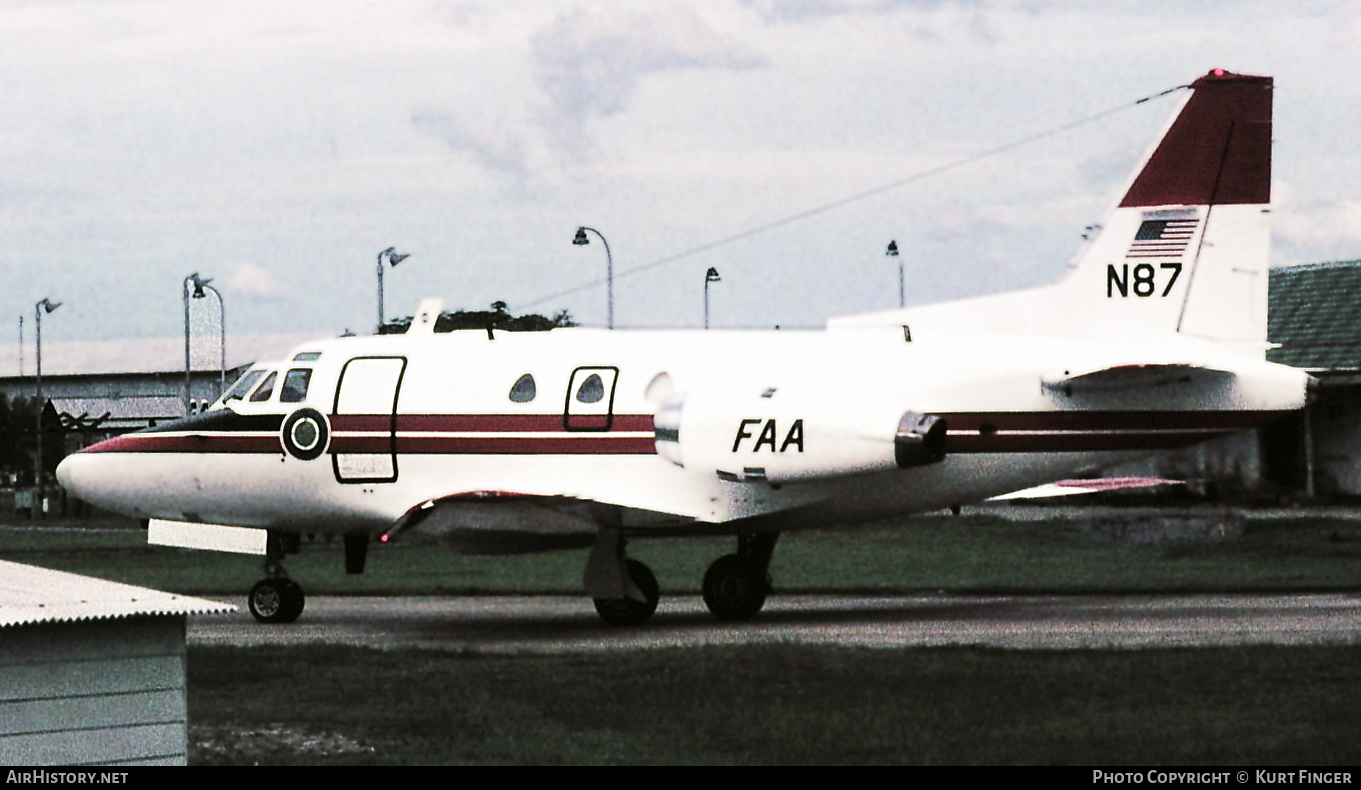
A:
0 333 325 379
1269 260 1361 380
0 559 234 628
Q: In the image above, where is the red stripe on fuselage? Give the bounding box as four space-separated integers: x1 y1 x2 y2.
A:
328 414 655 432
75 410 1292 456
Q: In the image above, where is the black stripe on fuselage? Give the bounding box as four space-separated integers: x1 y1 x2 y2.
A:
139 411 286 434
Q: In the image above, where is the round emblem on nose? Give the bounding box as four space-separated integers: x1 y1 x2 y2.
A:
282 408 329 460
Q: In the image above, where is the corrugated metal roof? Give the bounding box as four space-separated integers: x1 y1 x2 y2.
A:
0 559 235 628
1269 260 1361 371
51 396 185 423
0 333 330 378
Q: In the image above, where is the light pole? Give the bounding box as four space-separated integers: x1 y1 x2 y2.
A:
704 267 721 329
183 273 226 415
886 240 903 308
376 246 412 332
572 227 613 329
34 298 60 493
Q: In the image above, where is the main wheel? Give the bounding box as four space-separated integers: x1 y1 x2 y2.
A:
702 554 769 621
593 559 660 626
248 578 305 624
279 579 305 623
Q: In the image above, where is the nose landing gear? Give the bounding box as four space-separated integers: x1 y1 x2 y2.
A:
248 577 305 623
247 530 305 624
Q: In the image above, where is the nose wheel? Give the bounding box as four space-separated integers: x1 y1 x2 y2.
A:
248 578 305 623
247 531 306 623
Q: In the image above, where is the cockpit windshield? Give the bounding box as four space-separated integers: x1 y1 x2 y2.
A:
220 370 264 404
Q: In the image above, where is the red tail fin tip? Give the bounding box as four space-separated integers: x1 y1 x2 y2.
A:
1119 70 1272 208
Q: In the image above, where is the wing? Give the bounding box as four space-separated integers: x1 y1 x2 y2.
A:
385 491 693 555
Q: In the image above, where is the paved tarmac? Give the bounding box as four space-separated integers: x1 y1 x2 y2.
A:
187 591 1361 653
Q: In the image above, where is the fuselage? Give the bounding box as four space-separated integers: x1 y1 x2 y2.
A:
56 324 1310 538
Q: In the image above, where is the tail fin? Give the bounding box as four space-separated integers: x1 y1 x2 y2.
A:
831 69 1274 352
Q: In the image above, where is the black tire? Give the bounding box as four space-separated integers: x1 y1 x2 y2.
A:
593 559 660 626
279 579 305 623
248 578 305 624
702 554 769 621
248 579 286 623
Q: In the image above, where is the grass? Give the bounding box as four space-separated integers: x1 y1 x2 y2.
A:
4 508 1361 596
187 643 1361 765
8 507 1361 764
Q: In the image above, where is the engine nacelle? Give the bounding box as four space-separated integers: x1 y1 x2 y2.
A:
654 387 945 483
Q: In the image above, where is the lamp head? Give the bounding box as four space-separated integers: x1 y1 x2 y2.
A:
886 240 899 257
189 273 213 299
573 227 590 246
388 252 411 267
37 298 61 314
706 267 721 283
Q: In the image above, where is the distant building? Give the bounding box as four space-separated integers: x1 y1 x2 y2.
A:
0 333 322 435
1115 260 1361 498
0 561 232 766
1266 261 1361 497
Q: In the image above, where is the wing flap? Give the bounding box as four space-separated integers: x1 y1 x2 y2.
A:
385 492 600 554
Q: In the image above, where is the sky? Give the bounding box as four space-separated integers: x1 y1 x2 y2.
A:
3 0 1360 350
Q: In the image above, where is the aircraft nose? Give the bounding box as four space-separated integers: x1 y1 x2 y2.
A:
56 451 96 504
56 444 135 515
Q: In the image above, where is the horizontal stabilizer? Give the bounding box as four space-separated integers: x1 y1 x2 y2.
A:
1041 363 1234 395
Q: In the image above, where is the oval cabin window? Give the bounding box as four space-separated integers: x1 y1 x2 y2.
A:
509 374 537 403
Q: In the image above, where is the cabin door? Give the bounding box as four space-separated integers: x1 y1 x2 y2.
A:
331 356 407 483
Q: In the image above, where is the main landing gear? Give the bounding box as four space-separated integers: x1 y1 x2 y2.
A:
585 525 661 626
702 533 778 622
592 559 661 627
585 527 780 627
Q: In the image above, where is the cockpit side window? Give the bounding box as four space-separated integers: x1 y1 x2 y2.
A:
280 369 312 403
509 374 536 403
250 371 278 402
223 370 264 403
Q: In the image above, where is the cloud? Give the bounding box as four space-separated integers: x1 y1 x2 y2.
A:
224 262 288 300
529 6 765 159
410 110 537 180
1275 198 1361 264
410 6 762 178
737 0 999 42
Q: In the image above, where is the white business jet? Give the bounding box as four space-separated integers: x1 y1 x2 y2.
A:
57 70 1312 626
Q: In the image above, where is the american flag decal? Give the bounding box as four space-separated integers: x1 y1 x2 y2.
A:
1126 218 1198 259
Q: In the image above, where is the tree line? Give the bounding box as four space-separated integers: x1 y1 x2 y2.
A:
379 303 577 335
0 394 42 484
